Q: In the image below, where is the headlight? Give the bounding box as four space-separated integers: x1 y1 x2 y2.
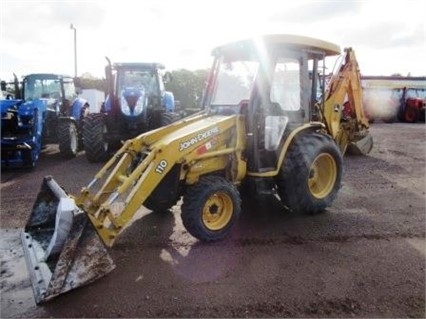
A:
133 96 146 115
121 96 131 116
120 89 147 116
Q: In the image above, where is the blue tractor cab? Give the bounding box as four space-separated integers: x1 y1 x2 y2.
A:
83 60 179 162
1 73 89 168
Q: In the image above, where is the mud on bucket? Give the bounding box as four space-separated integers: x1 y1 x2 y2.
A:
21 176 116 304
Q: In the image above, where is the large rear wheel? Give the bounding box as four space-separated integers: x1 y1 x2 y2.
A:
404 105 419 123
83 113 110 162
275 132 343 214
57 121 78 158
181 176 241 241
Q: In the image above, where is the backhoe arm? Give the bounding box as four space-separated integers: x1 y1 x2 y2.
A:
321 47 371 154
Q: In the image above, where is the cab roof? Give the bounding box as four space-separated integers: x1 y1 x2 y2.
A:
23 73 73 80
212 34 341 58
113 63 165 70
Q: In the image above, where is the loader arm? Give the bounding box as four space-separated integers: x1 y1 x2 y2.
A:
75 112 246 247
320 47 371 154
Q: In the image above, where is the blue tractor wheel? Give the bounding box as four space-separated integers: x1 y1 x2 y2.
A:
83 113 110 162
57 121 79 158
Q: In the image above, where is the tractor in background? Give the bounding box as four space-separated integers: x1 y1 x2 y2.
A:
82 60 180 162
1 73 89 168
397 87 426 123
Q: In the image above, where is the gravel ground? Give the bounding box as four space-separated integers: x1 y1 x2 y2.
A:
0 122 425 318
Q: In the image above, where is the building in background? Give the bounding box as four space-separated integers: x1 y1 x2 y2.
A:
80 89 105 113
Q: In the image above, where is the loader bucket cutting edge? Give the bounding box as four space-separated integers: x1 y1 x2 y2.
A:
21 176 116 304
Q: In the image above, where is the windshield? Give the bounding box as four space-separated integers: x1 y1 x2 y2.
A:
24 76 61 100
211 59 259 105
117 70 157 96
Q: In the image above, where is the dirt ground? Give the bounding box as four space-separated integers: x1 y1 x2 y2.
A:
1 123 425 318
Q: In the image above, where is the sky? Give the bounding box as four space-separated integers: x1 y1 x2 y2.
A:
1 0 425 81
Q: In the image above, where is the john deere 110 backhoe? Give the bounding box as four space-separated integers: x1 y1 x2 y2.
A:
21 34 373 303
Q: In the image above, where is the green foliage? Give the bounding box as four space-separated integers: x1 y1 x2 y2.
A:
76 76 107 92
165 69 209 110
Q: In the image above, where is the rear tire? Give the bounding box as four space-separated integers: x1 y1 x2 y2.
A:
404 106 419 123
275 132 343 214
181 176 241 241
83 114 110 162
57 121 78 158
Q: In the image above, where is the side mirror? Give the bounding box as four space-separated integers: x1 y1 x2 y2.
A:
163 72 173 84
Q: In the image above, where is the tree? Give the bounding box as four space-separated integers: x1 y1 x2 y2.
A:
165 69 209 110
75 73 106 92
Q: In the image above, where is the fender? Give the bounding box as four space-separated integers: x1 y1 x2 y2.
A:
247 122 326 177
70 97 88 120
162 91 175 112
57 115 78 124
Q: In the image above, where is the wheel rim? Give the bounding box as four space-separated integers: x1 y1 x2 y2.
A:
70 126 78 152
202 191 233 231
308 153 337 199
102 124 108 152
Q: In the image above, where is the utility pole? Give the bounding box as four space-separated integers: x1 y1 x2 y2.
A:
70 23 77 77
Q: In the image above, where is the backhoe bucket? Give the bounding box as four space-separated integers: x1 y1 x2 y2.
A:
347 132 373 155
21 176 115 304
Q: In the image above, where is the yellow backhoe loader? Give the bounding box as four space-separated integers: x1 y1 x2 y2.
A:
21 34 373 304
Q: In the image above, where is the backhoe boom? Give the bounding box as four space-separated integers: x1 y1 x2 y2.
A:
322 47 372 154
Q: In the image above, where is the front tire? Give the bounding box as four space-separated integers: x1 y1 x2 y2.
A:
275 132 343 214
22 150 36 168
57 121 78 158
78 104 90 151
161 112 181 126
83 113 110 162
144 198 176 212
181 176 241 241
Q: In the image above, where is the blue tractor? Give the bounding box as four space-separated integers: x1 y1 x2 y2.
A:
82 60 179 162
1 73 89 168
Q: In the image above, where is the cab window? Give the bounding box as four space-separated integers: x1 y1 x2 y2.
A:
270 58 301 111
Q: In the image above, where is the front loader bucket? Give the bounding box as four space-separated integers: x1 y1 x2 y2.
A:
347 132 373 155
21 176 116 304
